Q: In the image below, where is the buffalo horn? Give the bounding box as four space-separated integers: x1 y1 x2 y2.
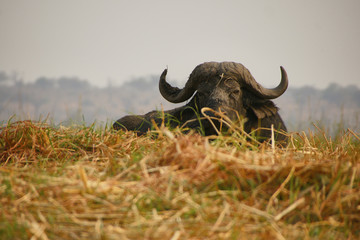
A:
244 66 288 99
159 68 198 103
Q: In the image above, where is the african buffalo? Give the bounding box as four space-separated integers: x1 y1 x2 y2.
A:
113 62 288 143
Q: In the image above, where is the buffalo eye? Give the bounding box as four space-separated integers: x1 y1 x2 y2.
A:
231 89 240 95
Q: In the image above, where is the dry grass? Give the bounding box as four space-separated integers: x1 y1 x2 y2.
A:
0 120 359 239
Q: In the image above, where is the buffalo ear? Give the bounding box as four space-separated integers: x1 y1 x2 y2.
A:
249 100 278 119
242 91 279 119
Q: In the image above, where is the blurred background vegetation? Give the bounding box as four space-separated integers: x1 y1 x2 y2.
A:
0 70 359 135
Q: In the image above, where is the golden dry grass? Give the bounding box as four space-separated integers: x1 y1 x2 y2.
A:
0 120 359 239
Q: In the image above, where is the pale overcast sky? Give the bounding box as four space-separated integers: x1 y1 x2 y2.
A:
0 0 359 88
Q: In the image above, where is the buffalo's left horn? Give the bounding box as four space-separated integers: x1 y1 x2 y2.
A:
244 66 288 99
159 69 198 103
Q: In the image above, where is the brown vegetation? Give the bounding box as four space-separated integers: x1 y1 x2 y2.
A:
0 120 359 239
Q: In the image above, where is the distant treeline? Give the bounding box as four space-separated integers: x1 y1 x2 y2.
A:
275 84 359 132
0 73 359 133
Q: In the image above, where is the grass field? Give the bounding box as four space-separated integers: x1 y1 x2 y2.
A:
0 120 359 239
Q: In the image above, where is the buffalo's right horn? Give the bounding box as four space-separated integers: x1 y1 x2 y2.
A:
159 69 198 103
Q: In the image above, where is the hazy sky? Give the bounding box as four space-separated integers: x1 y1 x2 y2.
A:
1 0 359 88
